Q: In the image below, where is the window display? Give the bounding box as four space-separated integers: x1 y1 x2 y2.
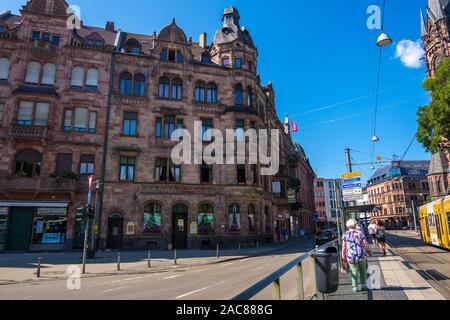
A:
144 203 162 234
32 208 67 245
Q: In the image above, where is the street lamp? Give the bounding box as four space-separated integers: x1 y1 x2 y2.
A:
372 135 380 142
376 32 393 47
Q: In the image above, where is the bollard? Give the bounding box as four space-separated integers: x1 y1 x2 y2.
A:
174 249 177 266
36 257 42 278
117 253 121 271
216 244 220 259
148 251 151 268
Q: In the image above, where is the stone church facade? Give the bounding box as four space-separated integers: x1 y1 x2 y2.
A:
421 0 450 200
0 0 316 252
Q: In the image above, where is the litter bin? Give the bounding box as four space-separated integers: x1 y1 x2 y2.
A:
314 245 339 294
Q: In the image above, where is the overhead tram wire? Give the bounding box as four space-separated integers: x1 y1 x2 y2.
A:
400 134 417 161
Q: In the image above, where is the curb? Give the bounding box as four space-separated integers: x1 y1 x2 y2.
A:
0 240 313 286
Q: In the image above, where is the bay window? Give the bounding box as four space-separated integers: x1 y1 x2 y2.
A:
18 101 49 126
64 108 97 133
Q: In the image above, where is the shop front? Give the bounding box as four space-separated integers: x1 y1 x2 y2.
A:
0 201 70 252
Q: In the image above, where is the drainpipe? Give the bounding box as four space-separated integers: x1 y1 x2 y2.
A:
95 51 116 251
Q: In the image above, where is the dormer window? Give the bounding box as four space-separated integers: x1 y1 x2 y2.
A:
125 39 141 54
87 39 104 47
31 31 61 46
161 49 183 63
222 57 230 67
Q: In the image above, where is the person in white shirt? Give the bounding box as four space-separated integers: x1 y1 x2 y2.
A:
368 219 378 246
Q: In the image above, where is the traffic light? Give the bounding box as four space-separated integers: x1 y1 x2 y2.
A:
76 205 95 221
87 205 95 219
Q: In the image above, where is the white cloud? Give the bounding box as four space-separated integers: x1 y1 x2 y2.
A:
395 39 425 69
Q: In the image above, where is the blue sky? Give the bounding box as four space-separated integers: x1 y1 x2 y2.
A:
2 0 430 182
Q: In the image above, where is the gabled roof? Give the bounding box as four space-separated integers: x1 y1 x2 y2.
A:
429 149 449 175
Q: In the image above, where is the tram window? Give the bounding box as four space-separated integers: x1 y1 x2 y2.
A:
447 212 450 234
436 214 442 240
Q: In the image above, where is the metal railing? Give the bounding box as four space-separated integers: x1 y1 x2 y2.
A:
232 240 341 301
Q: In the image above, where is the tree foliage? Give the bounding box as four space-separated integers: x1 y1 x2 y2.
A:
417 57 450 153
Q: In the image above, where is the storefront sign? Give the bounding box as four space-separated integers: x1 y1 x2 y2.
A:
190 222 198 235
36 208 67 216
126 222 135 236
42 233 62 244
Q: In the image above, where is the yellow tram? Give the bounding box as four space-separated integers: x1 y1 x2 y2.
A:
420 196 450 250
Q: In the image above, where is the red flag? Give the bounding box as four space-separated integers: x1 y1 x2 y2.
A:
292 121 299 133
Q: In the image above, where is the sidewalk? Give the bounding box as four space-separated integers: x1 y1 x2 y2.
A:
326 244 446 300
0 238 312 285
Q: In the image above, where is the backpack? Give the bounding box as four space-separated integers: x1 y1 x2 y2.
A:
376 227 385 240
344 231 367 264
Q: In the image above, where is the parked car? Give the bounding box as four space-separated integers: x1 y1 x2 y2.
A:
316 230 337 246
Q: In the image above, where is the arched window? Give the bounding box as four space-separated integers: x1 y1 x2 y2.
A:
195 81 206 103
25 61 41 84
171 78 182 100
228 205 241 232
15 149 42 177
235 84 243 106
71 66 84 88
0 58 10 80
143 203 162 234
159 77 170 99
198 204 214 234
119 72 132 96
246 86 253 107
133 73 145 96
207 83 217 103
248 205 256 232
86 68 99 91
41 63 56 85
125 38 141 54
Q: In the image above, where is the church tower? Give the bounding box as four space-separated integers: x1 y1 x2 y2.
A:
421 0 450 199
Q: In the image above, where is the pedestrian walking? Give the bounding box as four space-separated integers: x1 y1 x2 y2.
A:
342 219 373 293
368 219 378 246
376 221 387 257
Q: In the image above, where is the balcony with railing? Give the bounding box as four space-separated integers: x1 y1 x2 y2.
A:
29 39 59 58
0 177 78 193
9 125 48 140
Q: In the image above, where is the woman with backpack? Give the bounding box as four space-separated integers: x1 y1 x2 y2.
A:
342 219 373 293
376 221 387 256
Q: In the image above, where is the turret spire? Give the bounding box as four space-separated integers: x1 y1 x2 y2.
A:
421 9 428 37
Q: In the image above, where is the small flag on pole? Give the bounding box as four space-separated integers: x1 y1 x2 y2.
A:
292 121 299 133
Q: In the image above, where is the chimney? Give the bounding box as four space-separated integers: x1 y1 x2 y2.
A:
199 32 207 48
105 21 115 32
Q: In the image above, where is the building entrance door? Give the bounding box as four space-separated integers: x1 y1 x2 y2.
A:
172 204 188 250
7 207 34 251
107 213 123 250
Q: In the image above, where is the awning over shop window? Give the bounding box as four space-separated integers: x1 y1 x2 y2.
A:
0 201 70 208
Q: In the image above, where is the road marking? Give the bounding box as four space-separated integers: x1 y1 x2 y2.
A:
95 282 109 286
111 280 122 283
102 287 126 294
176 281 226 299
230 265 250 271
240 258 251 262
191 269 206 273
222 263 233 266
162 275 181 280
255 266 265 272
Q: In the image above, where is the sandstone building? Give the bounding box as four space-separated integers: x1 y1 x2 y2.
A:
421 0 450 200
0 0 316 251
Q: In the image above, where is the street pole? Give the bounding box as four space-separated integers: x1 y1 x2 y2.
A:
82 210 90 274
345 148 353 173
412 200 418 233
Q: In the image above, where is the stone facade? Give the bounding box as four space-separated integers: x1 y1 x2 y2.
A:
0 0 316 252
367 161 430 229
421 0 450 199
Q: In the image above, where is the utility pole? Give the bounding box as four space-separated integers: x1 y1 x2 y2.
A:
411 200 418 233
345 148 353 173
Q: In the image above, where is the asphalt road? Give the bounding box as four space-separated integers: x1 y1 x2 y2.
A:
387 231 450 300
0 242 316 300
